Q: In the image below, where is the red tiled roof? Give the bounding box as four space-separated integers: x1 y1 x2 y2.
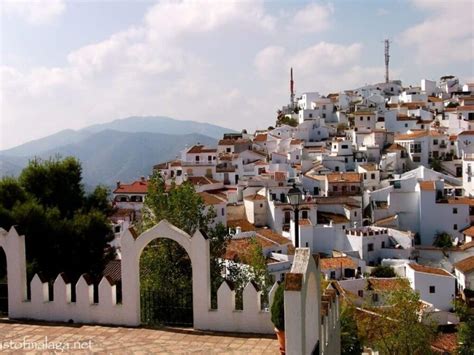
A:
458 130 474 136
453 256 474 273
113 180 148 194
445 105 474 112
419 181 436 191
187 176 220 186
244 194 266 201
431 332 458 353
253 134 268 142
327 172 362 183
198 192 226 205
187 145 217 153
256 228 291 245
408 263 452 277
462 225 474 237
320 257 357 271
395 130 444 140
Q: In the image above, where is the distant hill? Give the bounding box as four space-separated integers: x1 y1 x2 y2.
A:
0 116 231 187
1 116 232 157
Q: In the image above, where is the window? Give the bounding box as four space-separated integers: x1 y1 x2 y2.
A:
381 241 385 248
322 113 326 118
341 144 349 149
410 143 422 153
114 225 121 233
333 145 337 149
305 242 309 247
354 211 357 217
208 155 212 161
260 204 263 208
309 113 313 118
367 116 371 121
351 185 356 191
195 156 200 162
330 271 336 279
372 293 379 302
371 173 376 179
360 117 363 121
413 156 421 162
429 286 435 294
453 208 458 214
226 147 231 153
364 173 367 179
333 186 338 192
454 224 458 230
405 123 408 128
358 290 364 297
433 139 438 145
368 243 374 252
302 210 308 219
271 193 277 201
322 105 326 110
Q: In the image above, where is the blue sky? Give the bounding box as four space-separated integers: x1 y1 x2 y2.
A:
1 0 473 149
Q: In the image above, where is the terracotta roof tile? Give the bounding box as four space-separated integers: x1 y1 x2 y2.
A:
198 192 226 205
320 257 357 271
408 263 452 277
453 256 474 273
256 228 291 245
462 225 474 237
187 176 219 186
187 145 217 153
327 172 362 183
419 181 436 191
113 180 148 194
244 194 266 201
253 134 268 142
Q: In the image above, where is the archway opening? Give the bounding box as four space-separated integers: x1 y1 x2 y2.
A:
0 247 7 316
140 238 193 327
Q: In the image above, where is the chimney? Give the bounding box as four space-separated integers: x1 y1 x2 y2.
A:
235 226 242 235
141 176 145 182
116 181 121 188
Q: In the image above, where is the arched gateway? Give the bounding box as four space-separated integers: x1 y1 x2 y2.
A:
120 220 211 327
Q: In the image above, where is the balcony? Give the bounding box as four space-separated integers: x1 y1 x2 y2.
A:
439 143 447 149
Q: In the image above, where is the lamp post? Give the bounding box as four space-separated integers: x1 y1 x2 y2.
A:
287 183 303 248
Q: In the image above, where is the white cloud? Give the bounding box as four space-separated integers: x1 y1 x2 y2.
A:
254 46 286 78
3 0 65 25
289 42 362 73
291 3 334 33
398 0 474 65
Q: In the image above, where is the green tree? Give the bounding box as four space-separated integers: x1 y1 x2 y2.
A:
458 317 474 355
276 110 298 127
139 172 231 311
271 281 285 331
430 157 443 172
358 287 436 355
340 302 362 355
370 265 396 278
433 232 453 248
141 172 214 235
0 157 115 282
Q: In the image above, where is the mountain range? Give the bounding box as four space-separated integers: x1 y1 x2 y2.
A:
0 117 233 188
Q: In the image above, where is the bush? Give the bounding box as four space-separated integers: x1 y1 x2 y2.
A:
370 265 396 278
271 281 285 331
433 232 453 248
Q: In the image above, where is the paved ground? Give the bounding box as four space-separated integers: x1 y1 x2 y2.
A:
0 319 279 354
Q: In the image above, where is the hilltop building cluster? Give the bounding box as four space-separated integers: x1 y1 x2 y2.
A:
112 74 474 329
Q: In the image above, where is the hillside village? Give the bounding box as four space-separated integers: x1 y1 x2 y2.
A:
111 74 474 346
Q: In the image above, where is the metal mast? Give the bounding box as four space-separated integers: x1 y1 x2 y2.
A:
384 39 390 83
290 67 295 109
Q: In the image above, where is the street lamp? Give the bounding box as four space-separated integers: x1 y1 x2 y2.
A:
287 183 303 248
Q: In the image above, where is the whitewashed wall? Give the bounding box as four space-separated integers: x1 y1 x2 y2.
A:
0 222 276 333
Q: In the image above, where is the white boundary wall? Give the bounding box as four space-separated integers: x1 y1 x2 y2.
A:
0 222 277 333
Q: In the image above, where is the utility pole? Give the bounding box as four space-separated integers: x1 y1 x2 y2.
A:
384 39 390 83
